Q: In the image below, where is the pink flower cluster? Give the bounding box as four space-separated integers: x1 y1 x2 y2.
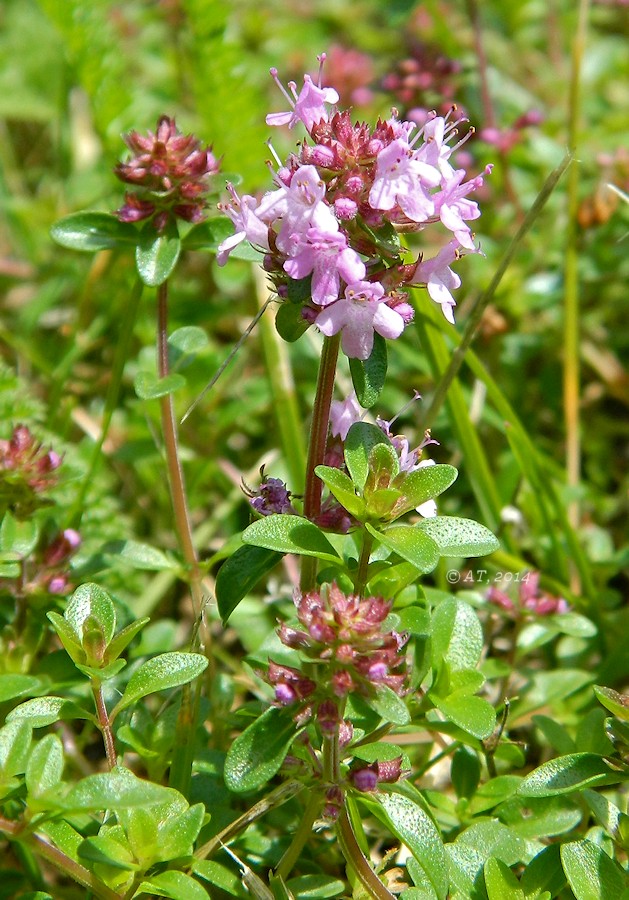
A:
487 571 570 618
277 582 408 699
115 116 220 232
0 425 62 517
218 55 490 359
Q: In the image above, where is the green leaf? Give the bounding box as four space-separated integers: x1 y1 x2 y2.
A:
594 685 629 722
25 733 64 798
135 218 181 286
78 834 137 871
374 791 448 900
521 845 566 899
157 802 205 859
432 693 496 740
446 821 527 896
242 515 341 565
451 746 481 800
47 611 85 663
560 839 628 900
112 652 208 719
583 789 629 844
134 871 209 900
216 544 284 624
275 302 310 342
193 859 246 896
484 858 524 900
107 618 151 663
54 767 174 812
367 524 439 574
287 274 313 304
7 696 95 728
102 539 175 571
168 325 209 357
392 465 458 517
0 512 38 556
285 874 345 898
349 333 387 408
417 516 499 557
431 598 484 671
519 753 624 797
64 583 116 646
0 674 42 703
134 372 186 400
366 685 411 726
0 721 32 779
345 422 393 491
224 706 298 793
315 466 365 519
51 212 138 252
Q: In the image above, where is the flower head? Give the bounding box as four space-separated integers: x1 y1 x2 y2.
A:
0 425 62 517
217 55 490 354
278 583 409 698
316 281 405 360
114 116 220 232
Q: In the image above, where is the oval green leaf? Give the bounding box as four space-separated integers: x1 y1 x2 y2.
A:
375 791 448 900
367 523 439 574
112 652 208 719
0 674 42 703
216 544 284 623
7 696 94 728
315 466 365 519
276 302 310 342
345 422 393 491
519 753 624 797
65 583 116 645
417 516 499 557
135 219 181 286
393 465 458 517
224 706 298 793
55 767 174 812
560 839 628 900
134 870 209 900
242 514 341 564
349 333 387 408
51 212 138 252
26 733 64 799
134 372 186 400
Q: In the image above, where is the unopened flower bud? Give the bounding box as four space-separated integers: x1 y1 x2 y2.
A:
317 699 340 735
350 764 379 792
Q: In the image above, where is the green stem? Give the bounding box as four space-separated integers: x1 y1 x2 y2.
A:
336 806 395 900
300 333 341 593
0 817 121 900
70 278 143 526
156 281 205 625
354 529 374 597
92 683 117 770
274 791 321 881
193 780 303 862
564 0 589 585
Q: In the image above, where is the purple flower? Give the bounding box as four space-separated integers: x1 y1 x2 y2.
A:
284 227 365 306
217 184 269 265
267 58 339 132
369 138 440 222
257 165 338 255
316 281 405 360
434 167 490 249
330 391 362 441
412 240 463 324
